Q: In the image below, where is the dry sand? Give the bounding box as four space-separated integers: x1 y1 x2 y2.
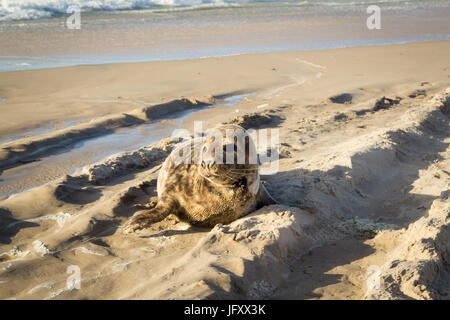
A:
0 41 449 299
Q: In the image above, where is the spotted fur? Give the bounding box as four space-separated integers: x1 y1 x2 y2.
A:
123 124 275 233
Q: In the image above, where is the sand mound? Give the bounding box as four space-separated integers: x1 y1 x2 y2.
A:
226 111 285 130
365 193 449 299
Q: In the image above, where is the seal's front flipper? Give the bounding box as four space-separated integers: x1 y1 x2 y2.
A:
123 203 172 234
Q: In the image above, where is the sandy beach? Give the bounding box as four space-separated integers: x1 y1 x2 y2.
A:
0 39 449 299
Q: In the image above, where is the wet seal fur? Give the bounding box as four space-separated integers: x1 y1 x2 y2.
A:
123 124 312 234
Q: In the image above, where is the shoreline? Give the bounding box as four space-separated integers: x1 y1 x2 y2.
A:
2 39 450 73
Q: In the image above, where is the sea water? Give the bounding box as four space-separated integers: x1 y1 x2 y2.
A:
0 0 449 72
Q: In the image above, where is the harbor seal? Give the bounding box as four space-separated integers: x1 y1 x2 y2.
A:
123 124 306 234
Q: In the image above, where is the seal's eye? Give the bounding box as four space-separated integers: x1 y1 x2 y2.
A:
203 146 207 153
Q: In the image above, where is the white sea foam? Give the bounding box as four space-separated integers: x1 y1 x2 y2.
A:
0 0 442 22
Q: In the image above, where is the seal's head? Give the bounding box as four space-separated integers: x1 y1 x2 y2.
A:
198 124 258 186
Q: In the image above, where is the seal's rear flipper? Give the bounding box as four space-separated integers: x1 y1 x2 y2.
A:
123 201 173 234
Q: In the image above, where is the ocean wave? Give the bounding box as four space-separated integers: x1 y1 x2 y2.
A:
0 0 165 21
0 0 443 22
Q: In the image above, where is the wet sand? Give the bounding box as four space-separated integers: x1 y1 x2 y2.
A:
1 3 449 71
